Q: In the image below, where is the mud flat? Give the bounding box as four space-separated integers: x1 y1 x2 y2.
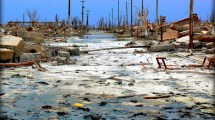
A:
1 31 214 120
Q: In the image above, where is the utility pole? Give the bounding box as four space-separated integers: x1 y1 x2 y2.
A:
156 0 159 34
68 0 71 33
142 0 144 15
126 1 128 27
86 10 89 31
81 0 85 32
189 0 194 52
118 0 120 29
130 0 133 29
112 8 114 29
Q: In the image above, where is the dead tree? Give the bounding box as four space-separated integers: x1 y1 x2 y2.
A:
26 9 40 23
72 16 81 30
98 17 105 29
137 6 149 36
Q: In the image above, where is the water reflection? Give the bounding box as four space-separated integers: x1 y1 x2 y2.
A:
67 31 116 44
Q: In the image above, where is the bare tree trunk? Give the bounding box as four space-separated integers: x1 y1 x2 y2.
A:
156 0 159 34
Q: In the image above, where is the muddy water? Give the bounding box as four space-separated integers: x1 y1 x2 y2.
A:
1 31 214 120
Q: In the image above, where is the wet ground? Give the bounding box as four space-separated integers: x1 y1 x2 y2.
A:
1 31 214 120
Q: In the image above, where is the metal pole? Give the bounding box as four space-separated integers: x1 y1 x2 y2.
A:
156 0 159 34
68 0 71 33
189 0 194 50
118 0 120 29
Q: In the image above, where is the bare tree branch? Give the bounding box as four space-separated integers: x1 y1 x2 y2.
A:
26 9 40 22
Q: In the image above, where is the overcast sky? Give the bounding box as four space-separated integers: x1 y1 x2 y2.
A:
1 0 213 25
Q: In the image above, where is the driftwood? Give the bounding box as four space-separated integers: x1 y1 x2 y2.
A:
82 45 151 53
143 95 171 99
0 59 47 72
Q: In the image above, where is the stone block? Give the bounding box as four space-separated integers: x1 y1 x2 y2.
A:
58 51 70 60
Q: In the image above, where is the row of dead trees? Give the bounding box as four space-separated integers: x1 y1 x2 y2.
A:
23 9 88 30
97 15 143 30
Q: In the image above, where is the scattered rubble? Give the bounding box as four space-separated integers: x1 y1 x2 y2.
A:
0 14 214 119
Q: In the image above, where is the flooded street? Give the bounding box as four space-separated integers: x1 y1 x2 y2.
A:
1 31 214 120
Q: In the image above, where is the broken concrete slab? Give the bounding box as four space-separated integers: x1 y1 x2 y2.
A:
0 35 25 58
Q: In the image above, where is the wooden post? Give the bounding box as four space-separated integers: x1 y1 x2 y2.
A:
160 24 163 42
189 0 194 50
